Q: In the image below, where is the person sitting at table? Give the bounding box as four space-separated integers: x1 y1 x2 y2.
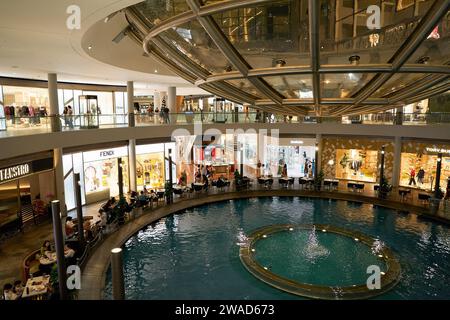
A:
143 186 149 195
40 240 52 257
13 280 24 299
202 174 209 190
3 283 17 300
194 170 202 183
83 220 93 241
32 194 47 216
65 216 76 239
137 191 149 207
64 244 76 265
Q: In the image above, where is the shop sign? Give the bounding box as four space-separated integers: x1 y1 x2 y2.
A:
0 163 31 183
83 146 128 163
426 147 450 154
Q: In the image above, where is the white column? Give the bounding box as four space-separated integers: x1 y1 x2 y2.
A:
127 81 134 127
53 148 67 218
316 133 323 174
154 91 161 109
48 73 60 132
392 136 402 188
128 139 137 192
167 86 176 112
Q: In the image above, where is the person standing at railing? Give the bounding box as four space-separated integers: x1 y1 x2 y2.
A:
67 106 74 129
62 106 69 127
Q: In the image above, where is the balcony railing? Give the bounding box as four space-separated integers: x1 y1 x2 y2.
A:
0 112 449 137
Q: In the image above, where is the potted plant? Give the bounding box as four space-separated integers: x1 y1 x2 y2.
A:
378 176 393 199
314 170 324 191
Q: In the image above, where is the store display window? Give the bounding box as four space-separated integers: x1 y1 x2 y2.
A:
335 149 378 182
400 152 450 190
82 147 129 204
264 144 315 177
136 144 165 190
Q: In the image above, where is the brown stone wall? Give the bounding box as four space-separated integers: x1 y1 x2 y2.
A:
321 137 395 182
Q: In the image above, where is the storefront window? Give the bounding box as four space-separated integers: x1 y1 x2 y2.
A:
265 144 315 177
2 86 49 129
335 149 378 182
400 152 450 190
136 144 165 190
0 86 6 130
82 147 129 204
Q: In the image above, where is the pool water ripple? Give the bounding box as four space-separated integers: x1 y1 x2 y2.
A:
104 197 450 300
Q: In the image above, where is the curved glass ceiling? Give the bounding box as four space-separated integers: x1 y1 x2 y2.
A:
125 0 450 116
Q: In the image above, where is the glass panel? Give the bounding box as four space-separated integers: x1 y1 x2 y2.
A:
134 0 190 27
212 0 302 69
321 73 376 98
373 73 427 97
263 75 313 99
406 10 450 65
320 0 428 65
114 92 125 114
225 79 263 98
58 89 64 114
159 20 228 74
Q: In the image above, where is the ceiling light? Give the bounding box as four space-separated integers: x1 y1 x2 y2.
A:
104 11 119 23
349 55 360 65
417 56 430 64
290 140 304 144
274 59 286 67
324 80 330 84
88 45 93 50
154 69 158 73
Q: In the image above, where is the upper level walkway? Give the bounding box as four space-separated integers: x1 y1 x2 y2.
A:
1 112 449 161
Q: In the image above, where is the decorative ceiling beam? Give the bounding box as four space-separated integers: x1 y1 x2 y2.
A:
194 64 450 86
388 75 449 103
308 0 321 116
143 0 273 40
353 0 450 105
186 0 284 105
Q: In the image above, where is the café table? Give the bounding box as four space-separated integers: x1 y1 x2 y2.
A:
21 275 50 300
193 183 206 192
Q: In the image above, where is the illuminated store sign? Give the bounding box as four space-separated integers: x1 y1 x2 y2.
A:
0 157 53 184
426 147 450 154
83 146 128 162
0 163 31 183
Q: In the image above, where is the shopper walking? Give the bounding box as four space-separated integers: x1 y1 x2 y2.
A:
408 167 417 186
417 168 425 185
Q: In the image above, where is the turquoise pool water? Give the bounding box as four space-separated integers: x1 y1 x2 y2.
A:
104 197 450 299
253 229 387 287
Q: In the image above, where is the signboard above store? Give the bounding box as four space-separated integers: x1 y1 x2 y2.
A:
0 163 30 183
426 147 450 154
0 157 53 184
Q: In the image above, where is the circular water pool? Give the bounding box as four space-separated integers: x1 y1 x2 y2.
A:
104 197 450 299
241 224 400 299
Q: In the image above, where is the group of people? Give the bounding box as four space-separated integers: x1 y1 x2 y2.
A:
134 102 171 124
408 167 426 186
65 216 98 241
62 105 74 128
2 280 24 300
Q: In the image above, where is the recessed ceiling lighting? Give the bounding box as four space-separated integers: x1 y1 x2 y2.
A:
154 69 158 73
88 45 93 50
324 80 330 84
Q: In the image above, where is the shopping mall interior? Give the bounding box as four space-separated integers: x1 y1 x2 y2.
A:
0 0 449 304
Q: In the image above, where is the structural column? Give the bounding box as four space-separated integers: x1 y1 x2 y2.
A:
53 148 67 219
127 81 135 127
48 73 61 132
167 86 176 112
128 139 137 192
392 136 402 188
154 91 161 110
315 134 323 177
